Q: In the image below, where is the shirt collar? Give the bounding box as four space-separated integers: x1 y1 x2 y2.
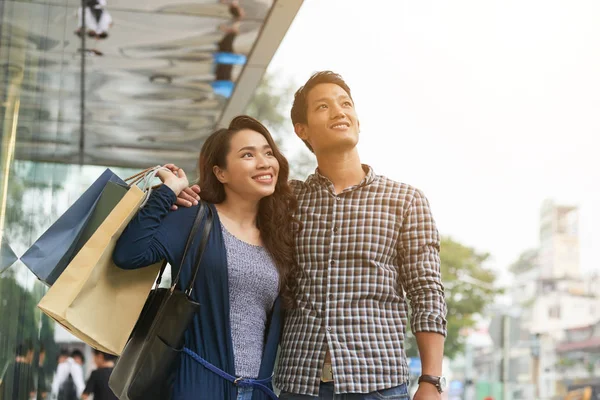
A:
308 164 375 193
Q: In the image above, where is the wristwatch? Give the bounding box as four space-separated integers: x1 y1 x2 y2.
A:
418 375 447 393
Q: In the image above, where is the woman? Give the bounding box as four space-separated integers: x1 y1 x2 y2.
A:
113 116 299 400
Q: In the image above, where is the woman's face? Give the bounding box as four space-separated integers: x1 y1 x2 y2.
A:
215 129 280 200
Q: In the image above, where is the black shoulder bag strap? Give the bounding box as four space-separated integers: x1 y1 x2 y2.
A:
152 201 213 292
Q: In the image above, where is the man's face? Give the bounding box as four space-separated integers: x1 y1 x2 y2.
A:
295 83 359 155
93 353 103 368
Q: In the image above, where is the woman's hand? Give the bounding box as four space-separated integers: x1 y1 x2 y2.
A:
156 164 190 197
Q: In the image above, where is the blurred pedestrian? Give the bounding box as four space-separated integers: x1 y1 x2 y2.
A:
82 350 117 400
0 339 36 400
36 345 49 400
51 349 85 400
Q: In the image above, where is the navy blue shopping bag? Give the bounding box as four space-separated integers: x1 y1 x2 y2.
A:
20 168 126 285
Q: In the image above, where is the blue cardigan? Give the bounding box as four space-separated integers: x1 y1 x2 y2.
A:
113 185 282 400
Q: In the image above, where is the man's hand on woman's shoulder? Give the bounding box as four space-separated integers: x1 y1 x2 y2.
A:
172 184 201 210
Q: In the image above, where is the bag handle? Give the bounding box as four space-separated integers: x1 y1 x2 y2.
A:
126 166 175 209
156 201 213 295
124 166 164 190
185 205 213 296
153 201 204 290
123 167 157 185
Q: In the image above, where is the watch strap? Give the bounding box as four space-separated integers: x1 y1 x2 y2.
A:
418 375 442 393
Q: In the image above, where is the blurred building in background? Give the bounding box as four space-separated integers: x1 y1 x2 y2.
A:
458 200 600 400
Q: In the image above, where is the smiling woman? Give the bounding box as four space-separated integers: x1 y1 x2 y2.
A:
207 128 281 202
197 116 300 300
111 115 300 400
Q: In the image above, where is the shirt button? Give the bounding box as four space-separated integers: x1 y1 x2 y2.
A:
336 197 341 201
329 260 335 266
328 294 333 300
326 326 332 332
333 225 338 233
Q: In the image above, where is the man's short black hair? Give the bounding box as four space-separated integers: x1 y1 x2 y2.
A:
290 71 353 153
57 348 69 362
93 349 117 362
71 349 85 363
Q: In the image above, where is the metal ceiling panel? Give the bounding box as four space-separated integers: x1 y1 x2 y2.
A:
2 0 303 171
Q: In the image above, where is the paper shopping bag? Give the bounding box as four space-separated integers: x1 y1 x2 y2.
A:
38 183 162 355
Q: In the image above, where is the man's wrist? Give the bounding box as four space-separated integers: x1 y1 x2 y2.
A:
418 380 440 390
418 374 446 393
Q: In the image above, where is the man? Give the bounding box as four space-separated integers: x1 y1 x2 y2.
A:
51 349 85 400
177 71 447 399
82 350 117 400
37 345 49 400
0 340 36 400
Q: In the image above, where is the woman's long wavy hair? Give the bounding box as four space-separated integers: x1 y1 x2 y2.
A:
197 115 300 308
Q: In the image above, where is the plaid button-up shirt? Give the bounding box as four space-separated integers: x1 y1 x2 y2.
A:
274 165 447 395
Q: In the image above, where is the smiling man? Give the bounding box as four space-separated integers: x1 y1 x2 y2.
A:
176 71 448 399
275 71 447 400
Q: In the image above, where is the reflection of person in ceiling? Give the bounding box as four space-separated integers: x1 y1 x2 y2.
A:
220 0 245 21
215 62 233 82
75 0 113 39
215 21 240 81
218 21 239 53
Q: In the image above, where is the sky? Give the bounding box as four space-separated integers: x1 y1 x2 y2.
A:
266 0 600 279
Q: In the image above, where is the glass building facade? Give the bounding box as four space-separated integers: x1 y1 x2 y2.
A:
0 0 300 397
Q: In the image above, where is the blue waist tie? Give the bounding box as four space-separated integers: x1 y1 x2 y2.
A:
183 347 278 400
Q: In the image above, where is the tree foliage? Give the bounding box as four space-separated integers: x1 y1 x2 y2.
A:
245 72 295 134
509 248 538 274
0 270 59 379
245 72 316 180
0 161 66 382
405 236 500 359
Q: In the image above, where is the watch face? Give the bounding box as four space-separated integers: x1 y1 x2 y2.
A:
439 376 448 390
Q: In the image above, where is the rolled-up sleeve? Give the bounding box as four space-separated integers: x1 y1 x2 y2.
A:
399 189 447 335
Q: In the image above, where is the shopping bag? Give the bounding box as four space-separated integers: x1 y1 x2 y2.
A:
73 181 129 253
38 170 163 355
20 168 126 285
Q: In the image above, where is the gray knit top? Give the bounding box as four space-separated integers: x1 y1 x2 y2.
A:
221 223 279 378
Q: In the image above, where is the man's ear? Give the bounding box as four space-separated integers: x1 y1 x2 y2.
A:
294 123 308 141
213 165 227 183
